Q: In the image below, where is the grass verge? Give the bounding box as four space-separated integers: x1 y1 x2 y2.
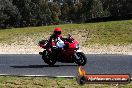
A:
0 20 132 46
0 76 131 88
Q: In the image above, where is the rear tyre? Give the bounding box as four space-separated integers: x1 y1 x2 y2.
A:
74 52 87 66
42 51 56 66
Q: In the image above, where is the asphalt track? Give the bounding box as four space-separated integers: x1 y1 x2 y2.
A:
0 54 132 77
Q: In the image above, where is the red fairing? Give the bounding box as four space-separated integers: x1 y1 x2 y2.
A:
39 44 43 48
69 43 75 49
69 39 79 49
39 44 45 48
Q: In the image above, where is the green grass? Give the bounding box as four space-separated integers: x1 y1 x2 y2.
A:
0 76 131 88
0 20 132 46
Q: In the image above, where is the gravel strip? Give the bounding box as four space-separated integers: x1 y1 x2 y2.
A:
0 44 132 55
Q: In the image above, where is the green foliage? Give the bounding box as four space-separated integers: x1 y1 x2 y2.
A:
0 0 21 28
0 0 132 29
61 2 70 20
90 0 106 18
49 2 61 21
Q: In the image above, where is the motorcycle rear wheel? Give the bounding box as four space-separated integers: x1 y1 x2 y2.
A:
74 52 87 66
42 51 56 66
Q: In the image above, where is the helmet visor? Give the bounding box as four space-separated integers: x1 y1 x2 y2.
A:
54 31 61 35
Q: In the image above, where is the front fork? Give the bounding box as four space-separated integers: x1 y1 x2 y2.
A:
74 50 82 60
74 53 80 60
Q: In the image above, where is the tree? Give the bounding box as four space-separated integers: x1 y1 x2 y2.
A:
0 0 21 28
12 0 38 26
61 2 70 21
89 0 106 18
36 0 52 25
74 2 84 22
49 2 61 24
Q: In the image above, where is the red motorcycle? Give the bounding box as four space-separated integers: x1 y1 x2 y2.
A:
38 34 87 66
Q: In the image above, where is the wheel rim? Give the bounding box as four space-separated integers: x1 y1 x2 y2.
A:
44 52 56 65
48 55 55 63
75 52 87 66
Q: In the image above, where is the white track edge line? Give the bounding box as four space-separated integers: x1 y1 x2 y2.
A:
0 74 132 80
0 74 75 77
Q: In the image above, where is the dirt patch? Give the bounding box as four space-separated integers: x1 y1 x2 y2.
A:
0 43 132 55
81 44 132 55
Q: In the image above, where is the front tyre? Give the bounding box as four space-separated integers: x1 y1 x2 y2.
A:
42 51 56 66
74 52 87 66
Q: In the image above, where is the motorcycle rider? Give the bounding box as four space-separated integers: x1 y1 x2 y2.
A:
47 27 65 52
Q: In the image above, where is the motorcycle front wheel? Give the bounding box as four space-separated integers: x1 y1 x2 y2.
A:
74 52 87 66
42 51 56 66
